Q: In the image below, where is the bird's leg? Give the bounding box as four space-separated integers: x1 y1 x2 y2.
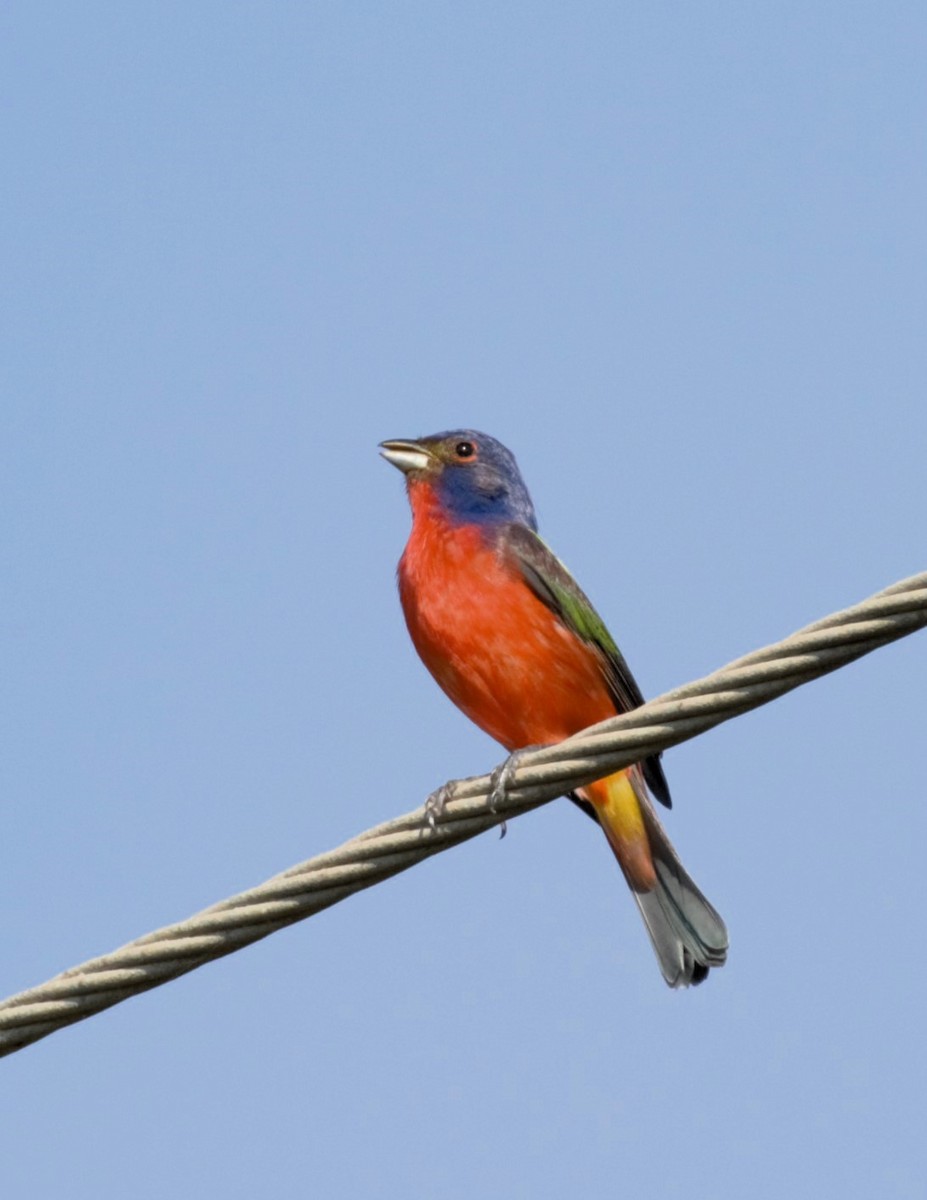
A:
424 781 455 831
487 745 544 839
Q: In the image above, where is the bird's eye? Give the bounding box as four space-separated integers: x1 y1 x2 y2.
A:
454 441 475 459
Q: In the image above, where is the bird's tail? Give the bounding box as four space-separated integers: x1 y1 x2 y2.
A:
583 769 729 987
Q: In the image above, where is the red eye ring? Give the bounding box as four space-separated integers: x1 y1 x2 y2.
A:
455 441 476 459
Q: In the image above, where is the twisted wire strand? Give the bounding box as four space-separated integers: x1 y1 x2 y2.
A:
1 570 924 1058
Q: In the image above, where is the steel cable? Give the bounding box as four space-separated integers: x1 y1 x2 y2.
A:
1 570 924 1058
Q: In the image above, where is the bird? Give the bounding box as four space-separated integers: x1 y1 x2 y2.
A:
380 429 728 987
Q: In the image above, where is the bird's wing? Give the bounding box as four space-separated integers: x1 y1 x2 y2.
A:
503 523 672 808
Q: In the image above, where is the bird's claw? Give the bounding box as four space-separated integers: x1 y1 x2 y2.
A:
488 756 517 813
424 782 454 831
487 746 540 839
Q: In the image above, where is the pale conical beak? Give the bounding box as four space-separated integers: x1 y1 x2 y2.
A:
379 439 434 474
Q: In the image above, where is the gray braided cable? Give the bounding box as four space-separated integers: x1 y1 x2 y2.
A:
1 570 924 1058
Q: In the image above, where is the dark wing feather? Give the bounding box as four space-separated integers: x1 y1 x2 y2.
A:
503 523 672 809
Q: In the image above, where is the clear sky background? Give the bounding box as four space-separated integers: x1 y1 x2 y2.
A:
2 4 926 1198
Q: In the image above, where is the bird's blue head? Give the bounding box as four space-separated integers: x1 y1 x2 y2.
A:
379 429 538 530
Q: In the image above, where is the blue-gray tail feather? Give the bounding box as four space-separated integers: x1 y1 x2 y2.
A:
634 798 728 987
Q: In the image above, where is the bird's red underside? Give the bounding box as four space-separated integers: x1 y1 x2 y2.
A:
399 484 615 749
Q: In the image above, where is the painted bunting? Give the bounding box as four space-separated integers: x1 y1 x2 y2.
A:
380 429 728 986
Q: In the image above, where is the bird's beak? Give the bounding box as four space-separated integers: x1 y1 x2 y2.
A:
379 438 434 475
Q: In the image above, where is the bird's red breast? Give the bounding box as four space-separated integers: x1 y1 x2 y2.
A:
398 480 616 751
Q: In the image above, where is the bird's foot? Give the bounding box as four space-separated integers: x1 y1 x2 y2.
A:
487 745 543 839
424 781 454 831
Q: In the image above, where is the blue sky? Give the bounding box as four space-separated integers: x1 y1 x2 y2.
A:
2 4 926 1197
